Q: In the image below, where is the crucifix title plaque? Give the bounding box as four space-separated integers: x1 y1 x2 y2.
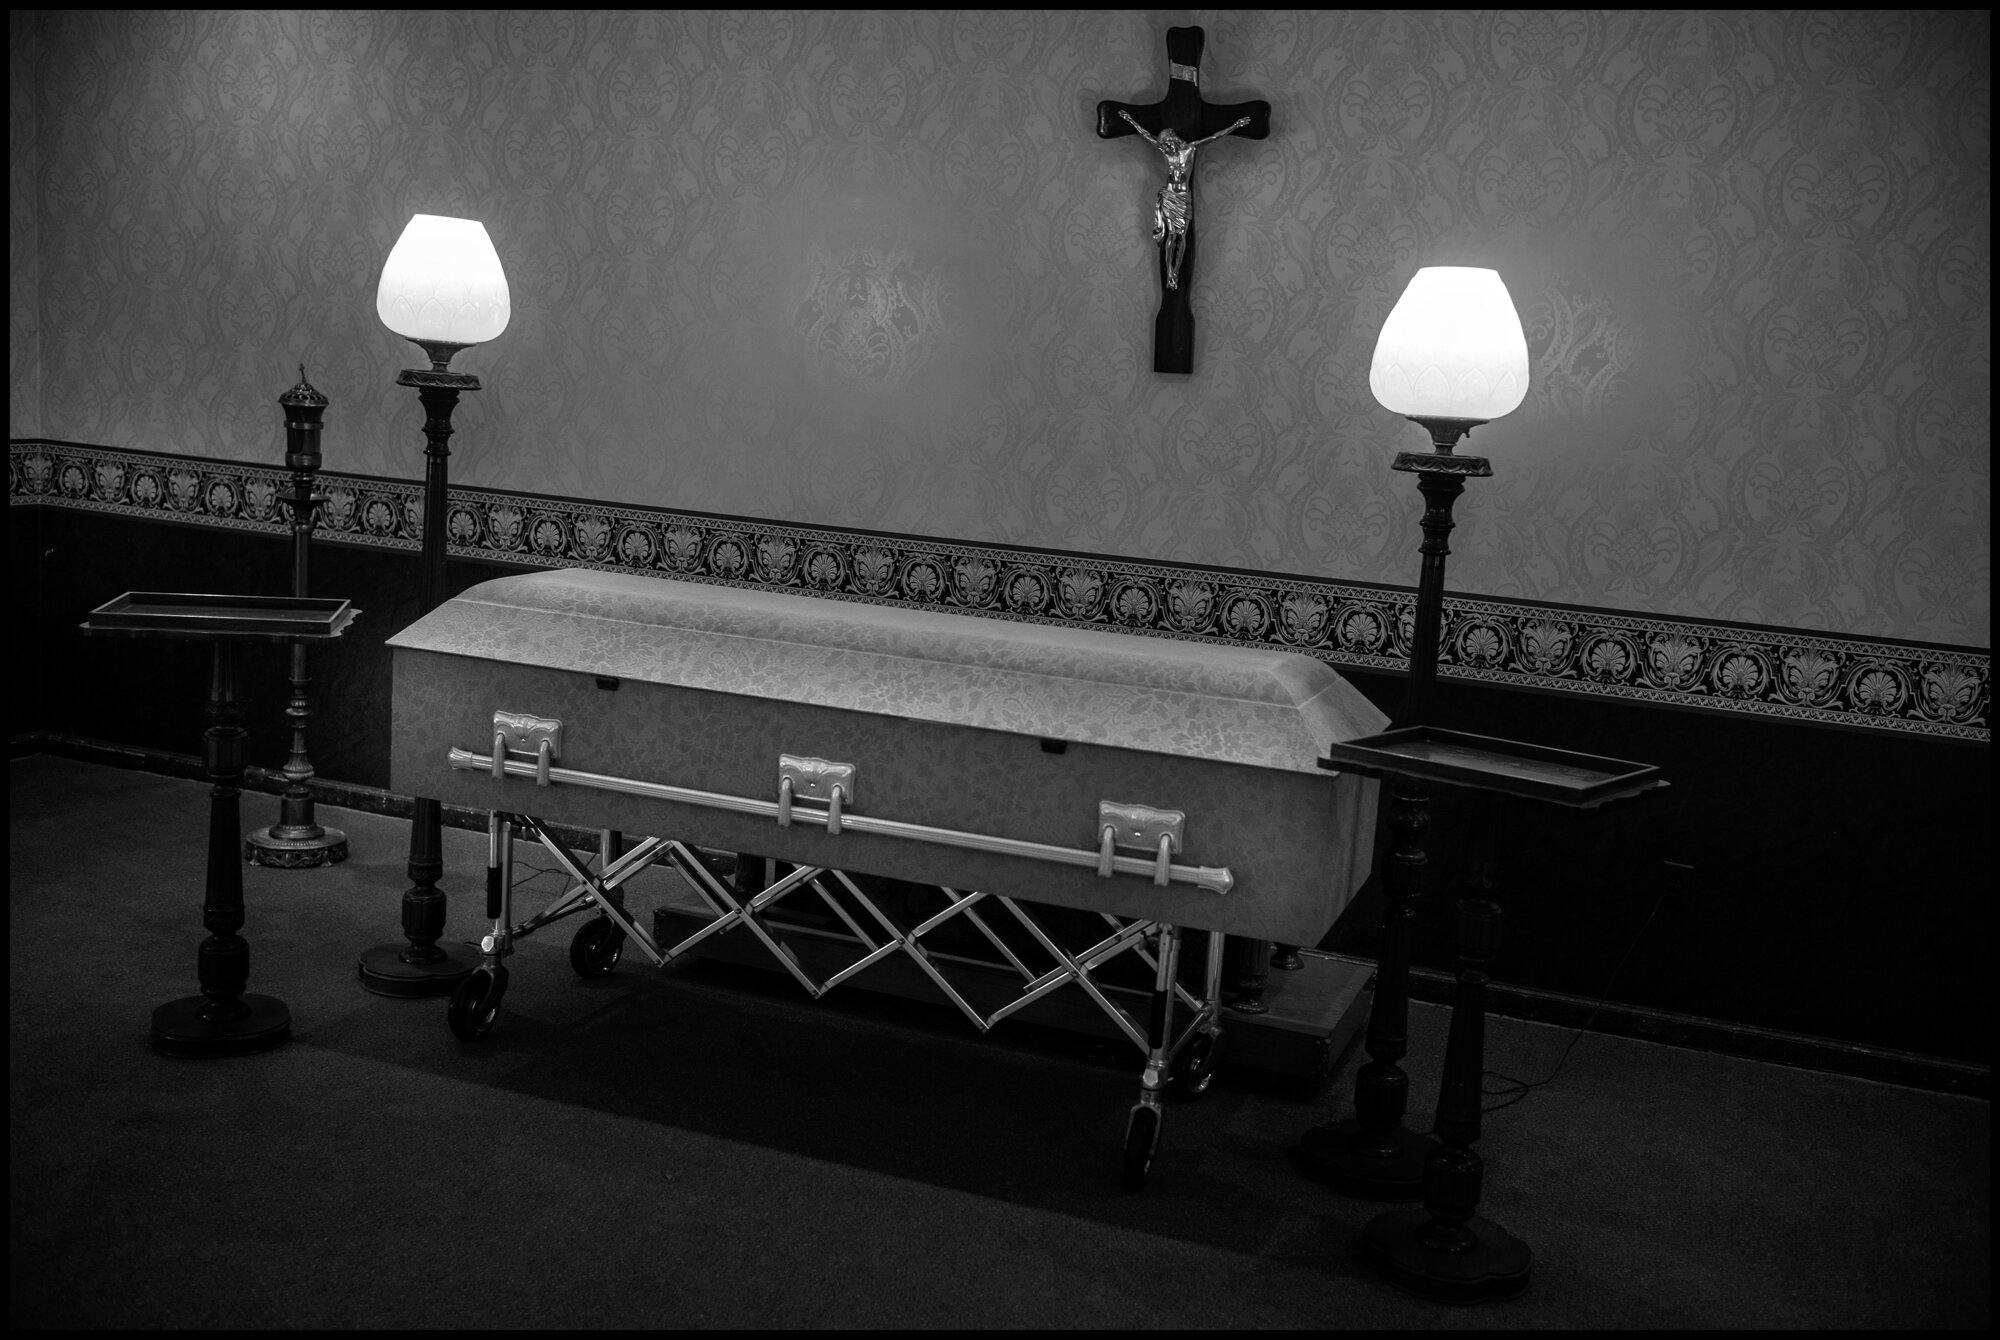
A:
1097 26 1271 375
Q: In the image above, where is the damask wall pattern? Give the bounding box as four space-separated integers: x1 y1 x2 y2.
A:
13 10 1991 648
9 10 40 433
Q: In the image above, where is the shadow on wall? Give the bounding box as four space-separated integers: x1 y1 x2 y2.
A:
1425 227 1699 603
673 180 1009 533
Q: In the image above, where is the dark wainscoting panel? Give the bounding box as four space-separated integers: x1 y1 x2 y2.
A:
1325 665 1990 1068
11 502 1989 1068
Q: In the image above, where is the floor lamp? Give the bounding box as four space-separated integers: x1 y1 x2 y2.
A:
1298 267 1530 1197
358 213 512 998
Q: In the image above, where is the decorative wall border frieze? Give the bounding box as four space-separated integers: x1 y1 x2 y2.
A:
12 438 1989 742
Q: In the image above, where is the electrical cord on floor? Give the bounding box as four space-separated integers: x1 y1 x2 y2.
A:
459 852 616 951
456 858 610 949
1461 860 1686 1119
509 858 576 895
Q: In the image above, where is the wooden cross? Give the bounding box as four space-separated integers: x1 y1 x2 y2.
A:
1097 26 1271 374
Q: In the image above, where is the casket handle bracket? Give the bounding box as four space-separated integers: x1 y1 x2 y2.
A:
492 711 563 787
778 755 857 835
1098 801 1185 887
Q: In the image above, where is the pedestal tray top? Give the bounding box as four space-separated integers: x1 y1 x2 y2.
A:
1319 726 1664 808
388 569 1386 774
82 592 359 640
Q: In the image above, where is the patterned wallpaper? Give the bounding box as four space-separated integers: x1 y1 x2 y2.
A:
11 10 1991 648
9 11 39 429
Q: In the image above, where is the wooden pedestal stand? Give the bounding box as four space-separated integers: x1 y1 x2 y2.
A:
81 593 360 1057
1321 726 1665 1304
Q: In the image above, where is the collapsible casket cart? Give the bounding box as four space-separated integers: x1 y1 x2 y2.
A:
389 570 1384 1185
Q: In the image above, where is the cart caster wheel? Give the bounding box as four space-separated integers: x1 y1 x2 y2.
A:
569 917 626 978
1122 1104 1161 1189
448 965 508 1041
1172 1029 1221 1099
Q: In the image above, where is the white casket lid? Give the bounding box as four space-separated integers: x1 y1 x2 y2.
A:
389 569 1386 774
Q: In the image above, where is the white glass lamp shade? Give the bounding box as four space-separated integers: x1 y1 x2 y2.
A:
375 214 511 347
1368 267 1530 422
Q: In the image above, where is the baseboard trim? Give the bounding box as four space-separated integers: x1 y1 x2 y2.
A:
13 729 1990 1099
1373 959 1989 1100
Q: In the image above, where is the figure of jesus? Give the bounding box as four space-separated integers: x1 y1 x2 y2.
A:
1118 110 1252 291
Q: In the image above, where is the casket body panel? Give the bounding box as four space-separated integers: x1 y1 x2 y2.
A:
390 571 1385 946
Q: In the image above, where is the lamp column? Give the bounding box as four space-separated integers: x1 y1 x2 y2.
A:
247 365 348 867
1299 422 1488 1198
1396 423 1489 725
358 361 480 996
358 212 511 999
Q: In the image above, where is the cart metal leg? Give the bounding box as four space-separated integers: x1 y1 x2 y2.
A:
1166 930 1227 1098
448 813 516 1040
1121 923 1183 1188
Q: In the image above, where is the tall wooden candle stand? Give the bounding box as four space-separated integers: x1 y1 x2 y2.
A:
247 367 348 867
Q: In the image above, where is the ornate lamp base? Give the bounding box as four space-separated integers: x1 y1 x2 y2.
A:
1295 1120 1435 1200
1361 1206 1532 1303
152 992 292 1059
357 944 474 998
245 825 349 868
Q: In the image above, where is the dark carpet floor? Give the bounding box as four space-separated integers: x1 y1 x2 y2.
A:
8 755 1990 1329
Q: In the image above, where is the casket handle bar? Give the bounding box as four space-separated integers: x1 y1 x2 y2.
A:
449 735 1233 895
491 711 562 787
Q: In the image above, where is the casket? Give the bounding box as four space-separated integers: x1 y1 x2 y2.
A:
388 568 1385 947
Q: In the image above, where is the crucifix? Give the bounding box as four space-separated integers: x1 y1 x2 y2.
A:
1097 26 1271 374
